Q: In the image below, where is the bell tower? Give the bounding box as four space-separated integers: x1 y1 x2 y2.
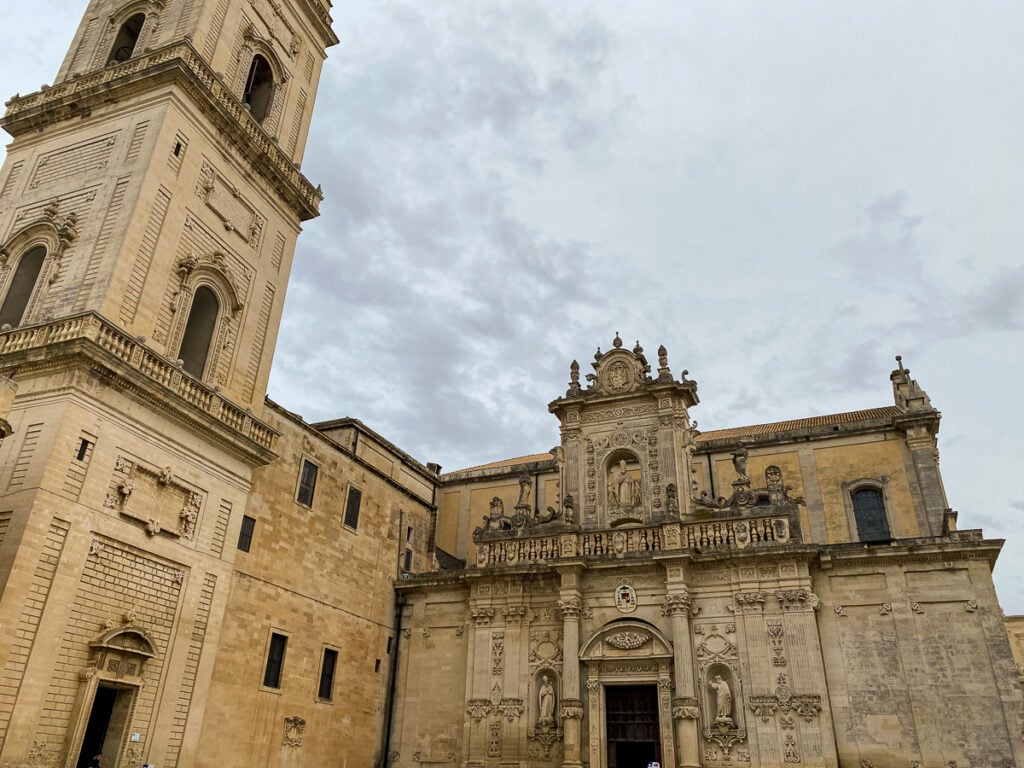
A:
0 0 336 766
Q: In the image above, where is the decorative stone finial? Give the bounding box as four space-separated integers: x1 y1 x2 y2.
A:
613 332 623 349
890 355 932 412
633 340 643 355
594 347 603 361
657 344 672 382
567 360 582 397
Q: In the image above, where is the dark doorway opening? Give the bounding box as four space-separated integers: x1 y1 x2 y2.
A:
76 685 132 768
606 684 661 768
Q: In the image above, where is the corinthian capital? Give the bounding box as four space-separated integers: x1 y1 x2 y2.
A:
559 598 583 620
661 592 693 617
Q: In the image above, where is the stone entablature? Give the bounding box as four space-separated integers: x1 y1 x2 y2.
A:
0 312 279 459
2 41 323 221
472 511 795 569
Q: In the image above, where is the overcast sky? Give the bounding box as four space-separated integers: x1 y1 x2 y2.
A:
2 2 1022 611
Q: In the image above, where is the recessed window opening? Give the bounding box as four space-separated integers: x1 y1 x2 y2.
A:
318 648 338 700
177 285 219 378
0 245 46 328
343 487 362 529
852 487 890 542
263 633 287 688
243 55 274 122
374 659 381 673
297 460 318 506
237 515 255 552
173 142 182 156
76 438 93 462
109 13 145 64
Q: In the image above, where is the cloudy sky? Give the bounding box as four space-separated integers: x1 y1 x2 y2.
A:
2 2 1022 609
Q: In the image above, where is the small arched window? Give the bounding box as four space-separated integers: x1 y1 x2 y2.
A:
0 246 46 328
178 286 219 378
852 487 890 542
108 13 146 65
243 55 275 122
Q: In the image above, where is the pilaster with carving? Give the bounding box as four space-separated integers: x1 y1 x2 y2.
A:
466 603 496 763
557 565 584 768
663 578 700 768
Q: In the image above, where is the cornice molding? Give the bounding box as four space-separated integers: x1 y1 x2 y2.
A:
0 312 279 467
2 42 322 221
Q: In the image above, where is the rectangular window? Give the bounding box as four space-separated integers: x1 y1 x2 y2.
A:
343 486 362 529
263 633 287 688
237 515 255 552
402 525 415 571
318 648 338 700
76 437 93 462
296 460 318 507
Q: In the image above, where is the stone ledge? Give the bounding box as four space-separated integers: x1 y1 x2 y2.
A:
0 312 279 466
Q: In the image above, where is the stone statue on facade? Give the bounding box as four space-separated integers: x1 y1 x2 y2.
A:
539 675 555 722
608 459 639 508
731 448 749 485
708 674 733 725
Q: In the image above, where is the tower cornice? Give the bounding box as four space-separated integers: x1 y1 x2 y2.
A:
2 41 323 221
0 312 280 466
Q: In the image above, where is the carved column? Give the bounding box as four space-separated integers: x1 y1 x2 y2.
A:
501 604 527 761
664 587 700 768
558 565 585 768
467 605 495 767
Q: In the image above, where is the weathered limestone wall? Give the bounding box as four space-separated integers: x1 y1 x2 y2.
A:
0 364 253 768
815 550 1024 768
196 404 435 768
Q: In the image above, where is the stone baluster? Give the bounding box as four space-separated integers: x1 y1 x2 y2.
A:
664 589 700 768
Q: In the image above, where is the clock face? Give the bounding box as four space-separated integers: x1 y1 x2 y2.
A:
607 361 631 392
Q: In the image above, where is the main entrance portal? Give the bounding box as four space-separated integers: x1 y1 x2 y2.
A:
605 684 661 768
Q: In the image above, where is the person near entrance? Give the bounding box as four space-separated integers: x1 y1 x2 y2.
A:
87 755 102 768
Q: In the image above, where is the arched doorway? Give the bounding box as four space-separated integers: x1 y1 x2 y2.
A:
580 619 676 768
67 627 156 768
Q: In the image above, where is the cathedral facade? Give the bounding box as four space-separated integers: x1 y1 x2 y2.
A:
0 2 1021 768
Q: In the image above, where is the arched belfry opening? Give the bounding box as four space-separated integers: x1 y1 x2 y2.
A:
108 13 145 65
178 285 219 378
0 245 46 328
243 54 275 122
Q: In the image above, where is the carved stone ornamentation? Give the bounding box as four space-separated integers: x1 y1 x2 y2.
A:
466 699 491 721
776 590 820 612
672 696 699 720
497 698 524 722
605 631 651 650
282 716 306 747
560 699 584 720
662 592 693 617
491 632 504 675
470 607 495 626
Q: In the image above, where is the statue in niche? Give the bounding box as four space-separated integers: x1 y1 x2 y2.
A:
666 483 679 513
608 459 640 508
708 674 733 725
539 675 556 722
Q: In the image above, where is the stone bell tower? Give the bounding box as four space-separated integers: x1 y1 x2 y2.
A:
0 1 336 766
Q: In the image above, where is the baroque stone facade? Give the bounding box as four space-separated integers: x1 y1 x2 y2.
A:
392 341 1024 768
0 3 1022 768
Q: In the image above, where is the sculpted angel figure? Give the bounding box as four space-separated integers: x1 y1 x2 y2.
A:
708 674 733 723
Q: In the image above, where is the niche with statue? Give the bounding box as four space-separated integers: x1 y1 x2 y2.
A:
605 450 644 526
